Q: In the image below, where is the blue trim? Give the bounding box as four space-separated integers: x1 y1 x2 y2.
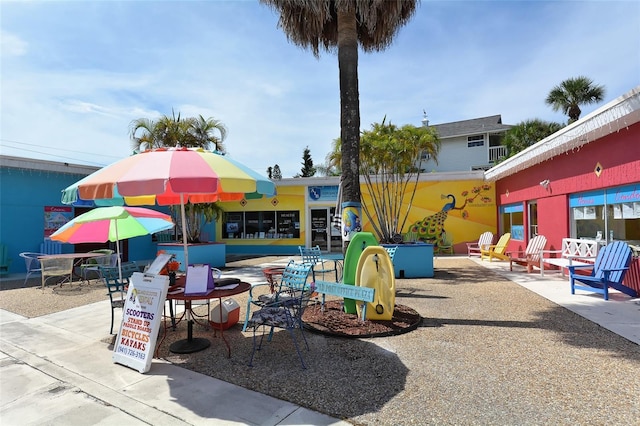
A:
606 184 640 204
569 189 605 207
501 204 523 213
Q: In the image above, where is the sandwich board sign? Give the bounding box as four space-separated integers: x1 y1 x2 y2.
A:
113 272 168 373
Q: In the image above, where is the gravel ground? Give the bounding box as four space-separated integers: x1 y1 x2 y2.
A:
2 257 639 425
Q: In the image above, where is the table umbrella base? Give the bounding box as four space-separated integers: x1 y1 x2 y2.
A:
169 337 211 354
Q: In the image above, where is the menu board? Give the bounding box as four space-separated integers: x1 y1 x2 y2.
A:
113 272 168 374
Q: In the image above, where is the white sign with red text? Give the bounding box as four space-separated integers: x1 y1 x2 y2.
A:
112 272 169 373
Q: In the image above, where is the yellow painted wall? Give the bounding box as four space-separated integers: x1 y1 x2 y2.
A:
217 184 308 247
218 179 496 251
361 180 496 244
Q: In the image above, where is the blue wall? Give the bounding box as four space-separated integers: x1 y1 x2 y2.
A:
0 166 162 274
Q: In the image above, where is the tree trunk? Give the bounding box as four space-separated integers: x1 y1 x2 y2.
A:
337 10 361 252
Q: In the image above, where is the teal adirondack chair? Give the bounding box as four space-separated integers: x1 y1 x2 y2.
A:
568 241 634 301
0 244 11 274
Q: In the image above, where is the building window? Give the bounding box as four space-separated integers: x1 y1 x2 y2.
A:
223 210 300 239
467 135 485 148
570 185 640 244
500 203 524 240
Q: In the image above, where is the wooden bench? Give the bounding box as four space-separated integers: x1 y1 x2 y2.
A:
313 280 374 321
540 238 599 277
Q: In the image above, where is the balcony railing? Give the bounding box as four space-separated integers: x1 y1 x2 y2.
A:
489 146 508 163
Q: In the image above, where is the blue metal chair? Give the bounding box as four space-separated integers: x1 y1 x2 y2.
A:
99 261 139 334
299 245 338 281
568 241 634 300
79 249 115 282
246 260 313 369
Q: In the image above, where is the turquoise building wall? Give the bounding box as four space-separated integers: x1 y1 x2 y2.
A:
0 165 162 274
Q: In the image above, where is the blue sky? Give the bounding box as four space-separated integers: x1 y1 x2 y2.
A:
2 1 639 178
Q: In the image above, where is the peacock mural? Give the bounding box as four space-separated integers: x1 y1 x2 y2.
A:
407 185 493 252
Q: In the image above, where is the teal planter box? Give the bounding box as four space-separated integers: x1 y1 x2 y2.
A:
382 243 434 278
157 242 226 270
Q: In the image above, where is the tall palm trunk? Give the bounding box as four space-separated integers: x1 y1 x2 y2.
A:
337 10 361 251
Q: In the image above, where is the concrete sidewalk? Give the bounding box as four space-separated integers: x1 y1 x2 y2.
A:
472 257 640 345
0 261 349 426
1 257 638 425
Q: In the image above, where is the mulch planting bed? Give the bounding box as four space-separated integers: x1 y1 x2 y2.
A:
302 299 421 338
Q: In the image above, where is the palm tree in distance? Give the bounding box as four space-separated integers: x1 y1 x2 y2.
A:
260 0 419 249
129 111 227 153
191 115 228 152
127 111 228 242
545 76 605 123
500 119 563 161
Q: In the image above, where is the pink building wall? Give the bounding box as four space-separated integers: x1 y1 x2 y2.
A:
495 122 640 252
494 122 640 293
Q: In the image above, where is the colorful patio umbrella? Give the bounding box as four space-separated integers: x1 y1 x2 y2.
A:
60 147 277 270
50 206 175 281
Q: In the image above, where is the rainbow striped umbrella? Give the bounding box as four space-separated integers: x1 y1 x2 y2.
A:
60 147 276 268
50 206 174 281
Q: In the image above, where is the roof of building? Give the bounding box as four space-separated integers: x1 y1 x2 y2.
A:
431 115 512 138
0 155 100 175
484 85 640 181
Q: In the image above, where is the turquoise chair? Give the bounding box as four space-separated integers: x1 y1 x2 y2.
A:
246 261 313 369
298 245 338 281
0 244 11 275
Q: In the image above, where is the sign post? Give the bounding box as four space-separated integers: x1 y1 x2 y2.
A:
113 272 168 373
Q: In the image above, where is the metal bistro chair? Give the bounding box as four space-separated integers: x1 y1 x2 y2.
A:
79 249 115 282
299 245 338 281
19 252 45 287
99 261 139 335
40 256 74 290
247 261 313 369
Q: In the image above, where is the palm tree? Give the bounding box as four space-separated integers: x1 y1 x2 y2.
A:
128 111 228 242
129 111 227 153
260 0 419 248
545 76 605 123
340 118 440 242
501 119 563 160
189 115 228 152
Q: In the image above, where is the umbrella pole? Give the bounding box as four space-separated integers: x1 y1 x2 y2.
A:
115 222 123 283
180 194 189 273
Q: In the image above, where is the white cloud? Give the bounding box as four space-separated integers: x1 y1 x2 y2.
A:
0 31 28 56
1 1 638 178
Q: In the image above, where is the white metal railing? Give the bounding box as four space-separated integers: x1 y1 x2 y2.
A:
489 146 508 163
